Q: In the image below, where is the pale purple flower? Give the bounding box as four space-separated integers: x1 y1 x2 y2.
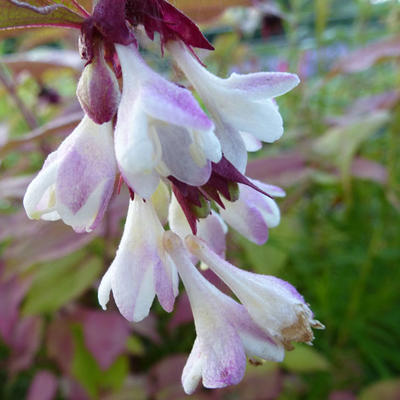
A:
164 231 284 394
115 44 221 199
23 116 116 233
218 179 285 245
168 41 300 172
186 235 324 350
98 196 179 322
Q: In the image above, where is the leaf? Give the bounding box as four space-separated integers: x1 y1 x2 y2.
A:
71 325 129 398
313 111 390 189
22 252 102 314
80 310 130 370
330 35 400 75
0 0 86 31
27 371 58 400
1 48 82 79
282 344 330 373
3 216 96 271
360 379 400 400
0 111 83 157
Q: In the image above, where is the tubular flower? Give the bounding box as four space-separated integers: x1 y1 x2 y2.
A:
164 232 285 394
21 0 323 394
115 43 220 199
168 41 300 172
98 196 179 321
186 236 324 350
23 116 116 233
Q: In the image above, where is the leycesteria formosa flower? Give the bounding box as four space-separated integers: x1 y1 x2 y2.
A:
168 41 300 172
24 116 116 233
21 0 323 394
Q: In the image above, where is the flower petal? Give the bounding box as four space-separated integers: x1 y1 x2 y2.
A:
55 118 116 232
224 72 300 99
153 122 211 186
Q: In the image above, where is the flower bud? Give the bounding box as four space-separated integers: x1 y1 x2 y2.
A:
77 45 120 124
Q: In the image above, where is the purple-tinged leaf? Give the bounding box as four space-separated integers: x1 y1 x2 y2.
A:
9 315 42 374
0 272 31 344
0 0 86 31
0 48 83 79
27 371 58 400
168 292 193 332
80 310 130 370
329 391 356 400
330 35 400 75
4 219 96 271
0 111 83 158
130 312 161 344
148 355 187 398
47 317 74 374
359 379 400 400
351 157 387 184
246 151 308 187
0 175 33 200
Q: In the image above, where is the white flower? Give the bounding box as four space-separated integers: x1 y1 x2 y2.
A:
23 116 116 233
186 235 324 349
164 231 284 394
98 196 179 322
115 44 221 199
168 41 300 172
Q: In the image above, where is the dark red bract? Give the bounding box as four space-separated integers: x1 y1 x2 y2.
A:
125 0 214 50
169 157 272 235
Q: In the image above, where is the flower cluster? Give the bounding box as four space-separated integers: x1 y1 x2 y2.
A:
23 0 323 394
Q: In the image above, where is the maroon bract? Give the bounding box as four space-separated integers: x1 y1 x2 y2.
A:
125 0 213 51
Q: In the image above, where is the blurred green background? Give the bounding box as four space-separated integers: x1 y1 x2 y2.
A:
0 0 399 399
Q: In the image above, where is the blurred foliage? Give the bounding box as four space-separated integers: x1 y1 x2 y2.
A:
1 0 400 399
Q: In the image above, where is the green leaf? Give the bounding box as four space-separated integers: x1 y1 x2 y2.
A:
313 111 389 190
71 326 129 398
360 379 400 400
282 344 330 373
0 0 86 31
22 251 102 315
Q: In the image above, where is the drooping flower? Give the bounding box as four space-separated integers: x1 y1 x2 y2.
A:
218 179 285 245
98 196 179 322
114 43 221 199
186 235 324 350
23 116 116 233
18 0 322 395
164 231 285 394
168 41 300 172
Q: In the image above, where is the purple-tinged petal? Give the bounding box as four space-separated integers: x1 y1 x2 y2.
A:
115 98 160 199
215 120 248 173
116 43 213 132
23 116 116 232
219 188 269 245
55 117 116 232
164 232 280 394
240 131 262 152
226 98 284 143
98 198 178 321
140 79 214 132
224 72 300 99
181 338 203 395
186 236 324 349
154 123 211 186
